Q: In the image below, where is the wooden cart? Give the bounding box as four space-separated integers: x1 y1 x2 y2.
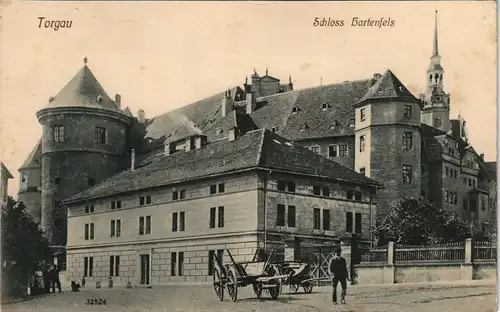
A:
212 247 291 302
277 261 314 293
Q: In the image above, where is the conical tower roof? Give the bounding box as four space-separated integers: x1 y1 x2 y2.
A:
41 58 123 114
355 70 420 106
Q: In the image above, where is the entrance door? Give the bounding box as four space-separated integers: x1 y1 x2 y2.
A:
139 254 150 285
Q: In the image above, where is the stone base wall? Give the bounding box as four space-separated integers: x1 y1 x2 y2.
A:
66 234 259 286
355 261 497 284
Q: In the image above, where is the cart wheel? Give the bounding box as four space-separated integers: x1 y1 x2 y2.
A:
268 265 281 300
289 284 299 293
227 269 238 302
212 268 224 301
253 283 263 299
303 283 313 294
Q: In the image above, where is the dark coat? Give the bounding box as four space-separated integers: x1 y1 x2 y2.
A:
329 256 349 280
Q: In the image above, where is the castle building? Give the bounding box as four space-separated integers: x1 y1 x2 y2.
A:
17 11 496 267
1 162 13 209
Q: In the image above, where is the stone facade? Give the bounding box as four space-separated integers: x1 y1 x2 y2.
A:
65 170 377 285
0 163 13 209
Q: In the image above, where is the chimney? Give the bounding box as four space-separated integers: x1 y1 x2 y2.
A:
164 143 171 156
137 109 146 123
115 94 121 108
195 135 207 149
246 92 256 114
480 153 484 161
228 127 237 141
371 73 382 86
221 90 234 117
185 137 193 152
131 149 136 171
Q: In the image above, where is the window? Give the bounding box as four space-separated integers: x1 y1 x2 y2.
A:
402 165 412 184
208 249 225 276
445 167 449 176
309 146 320 154
463 200 468 212
53 125 64 143
171 252 184 277
84 223 94 240
339 144 348 157
111 201 121 210
313 186 321 195
402 132 412 150
360 108 366 121
421 165 426 174
359 136 365 152
454 170 457 179
173 189 187 200
139 217 144 235
172 212 178 232
355 191 362 201
95 127 107 144
277 204 285 226
179 212 185 231
277 181 286 191
146 216 151 234
287 205 296 227
481 199 486 211
434 117 442 128
346 212 353 232
54 177 61 185
110 219 121 237
139 197 145 206
322 187 330 197
292 106 299 114
146 196 151 204
210 183 225 194
404 105 412 118
323 209 331 231
218 206 224 228
346 190 354 200
209 207 216 228
313 208 321 230
470 200 477 213
271 127 278 133
354 213 362 234
109 255 120 277
85 205 94 213
287 182 296 192
139 196 151 205
359 167 366 176
328 145 338 158
83 257 93 277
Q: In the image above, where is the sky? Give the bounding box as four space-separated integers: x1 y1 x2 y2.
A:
0 1 497 197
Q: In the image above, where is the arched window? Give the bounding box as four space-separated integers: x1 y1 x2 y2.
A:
53 125 64 143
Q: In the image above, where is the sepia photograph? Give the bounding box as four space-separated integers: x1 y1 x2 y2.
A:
0 1 497 311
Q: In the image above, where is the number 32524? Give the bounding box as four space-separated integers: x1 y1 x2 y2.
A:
86 298 107 305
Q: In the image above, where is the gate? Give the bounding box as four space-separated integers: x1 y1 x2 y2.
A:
302 245 335 285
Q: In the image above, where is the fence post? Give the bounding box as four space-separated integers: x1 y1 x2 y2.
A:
464 238 472 264
387 242 395 265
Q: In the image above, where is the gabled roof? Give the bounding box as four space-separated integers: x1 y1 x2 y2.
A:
1 163 13 179
19 138 42 170
63 129 382 204
40 61 124 115
483 162 497 181
354 70 421 106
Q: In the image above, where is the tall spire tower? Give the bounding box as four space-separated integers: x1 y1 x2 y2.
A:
421 10 451 132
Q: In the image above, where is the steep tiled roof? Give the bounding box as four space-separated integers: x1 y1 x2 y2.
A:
41 62 124 115
19 138 42 169
355 70 421 106
143 87 243 150
63 129 381 204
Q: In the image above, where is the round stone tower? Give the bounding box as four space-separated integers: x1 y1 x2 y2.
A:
36 58 132 246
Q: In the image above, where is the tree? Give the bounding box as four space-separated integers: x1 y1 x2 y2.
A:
372 197 484 247
1 197 51 298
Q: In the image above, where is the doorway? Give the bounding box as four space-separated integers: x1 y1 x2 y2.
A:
139 254 150 285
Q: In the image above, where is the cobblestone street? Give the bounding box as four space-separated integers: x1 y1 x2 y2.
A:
2 281 497 312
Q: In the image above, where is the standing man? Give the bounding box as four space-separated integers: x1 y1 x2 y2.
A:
328 247 349 304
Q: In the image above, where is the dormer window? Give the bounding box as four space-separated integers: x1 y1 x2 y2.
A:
216 128 223 135
97 95 102 103
271 127 278 133
299 123 309 132
292 106 299 114
349 118 355 127
330 120 339 130
322 103 330 110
